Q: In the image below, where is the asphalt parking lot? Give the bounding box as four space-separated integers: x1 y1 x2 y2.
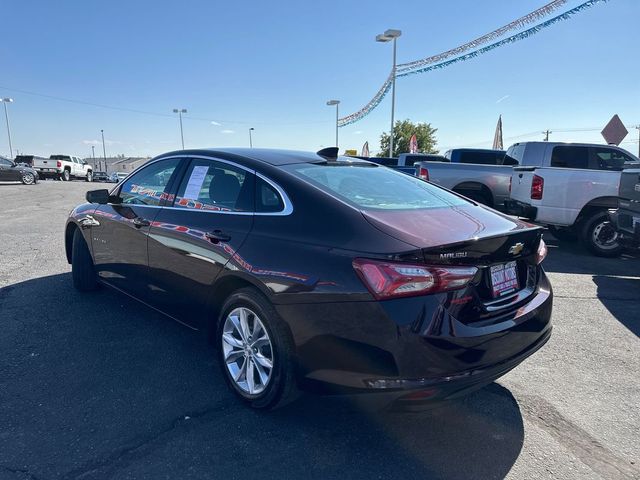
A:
1 180 638 480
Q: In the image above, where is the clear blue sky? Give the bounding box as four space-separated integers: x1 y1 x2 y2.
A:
2 0 639 158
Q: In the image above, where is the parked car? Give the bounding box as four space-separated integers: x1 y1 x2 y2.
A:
506 142 640 256
609 169 640 249
92 171 110 182
0 155 39 184
32 155 93 181
14 154 48 168
109 171 128 183
66 147 552 410
444 148 507 165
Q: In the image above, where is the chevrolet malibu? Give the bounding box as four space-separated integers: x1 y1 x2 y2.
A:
65 148 552 409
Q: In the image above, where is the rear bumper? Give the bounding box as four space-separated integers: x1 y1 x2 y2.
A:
504 199 537 220
610 209 640 247
276 271 553 408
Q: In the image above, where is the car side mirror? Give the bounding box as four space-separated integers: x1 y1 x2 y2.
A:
86 189 111 204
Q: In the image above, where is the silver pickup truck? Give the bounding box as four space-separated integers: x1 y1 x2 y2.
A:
415 162 514 209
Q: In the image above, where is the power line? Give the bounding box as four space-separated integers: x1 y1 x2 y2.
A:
0 85 331 126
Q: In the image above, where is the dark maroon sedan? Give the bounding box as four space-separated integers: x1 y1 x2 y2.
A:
65 148 552 409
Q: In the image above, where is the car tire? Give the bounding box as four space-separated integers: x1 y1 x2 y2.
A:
216 287 299 410
86 171 93 182
72 228 99 291
61 170 71 182
580 212 623 257
21 172 36 185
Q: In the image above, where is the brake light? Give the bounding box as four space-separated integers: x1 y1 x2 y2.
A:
536 239 548 264
417 167 429 181
353 258 477 300
531 175 544 200
56 160 62 168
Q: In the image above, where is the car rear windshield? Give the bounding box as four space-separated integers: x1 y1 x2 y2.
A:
284 162 468 210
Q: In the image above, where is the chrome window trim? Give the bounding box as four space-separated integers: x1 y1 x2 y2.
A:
108 153 293 216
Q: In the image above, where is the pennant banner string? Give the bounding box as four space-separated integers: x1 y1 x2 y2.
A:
338 0 609 127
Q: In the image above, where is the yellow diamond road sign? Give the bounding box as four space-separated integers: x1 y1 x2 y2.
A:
601 114 628 146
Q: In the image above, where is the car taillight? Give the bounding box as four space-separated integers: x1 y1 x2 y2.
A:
531 174 544 200
536 239 548 264
57 160 62 168
353 258 478 300
417 167 429 181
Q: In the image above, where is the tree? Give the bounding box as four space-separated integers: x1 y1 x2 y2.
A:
378 119 438 157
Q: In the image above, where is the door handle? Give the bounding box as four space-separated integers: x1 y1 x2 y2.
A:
205 230 231 243
133 217 151 228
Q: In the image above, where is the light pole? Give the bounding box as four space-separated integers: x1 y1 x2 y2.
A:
1 98 14 158
173 108 187 149
249 127 255 148
91 145 96 170
101 129 107 172
376 29 401 157
326 100 340 148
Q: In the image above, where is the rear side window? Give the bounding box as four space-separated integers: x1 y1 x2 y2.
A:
551 146 589 169
119 158 180 206
174 159 253 212
458 151 505 165
256 177 285 213
284 163 467 210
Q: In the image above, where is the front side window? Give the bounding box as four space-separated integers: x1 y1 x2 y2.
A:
591 147 638 171
551 146 589 169
174 159 252 212
118 158 180 206
284 162 467 210
0 158 12 167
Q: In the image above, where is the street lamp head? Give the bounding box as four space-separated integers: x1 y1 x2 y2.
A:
384 29 402 38
1 98 13 103
249 127 255 131
376 29 401 42
173 108 187 113
326 100 340 106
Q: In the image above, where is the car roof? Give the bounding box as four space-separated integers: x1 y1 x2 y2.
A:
158 148 328 167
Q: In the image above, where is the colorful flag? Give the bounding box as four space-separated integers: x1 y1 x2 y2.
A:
409 134 418 153
493 115 503 150
361 141 370 157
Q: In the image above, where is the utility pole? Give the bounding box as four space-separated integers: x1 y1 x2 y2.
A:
101 129 107 172
542 130 552 142
376 29 402 157
1 98 14 158
173 108 187 149
635 125 640 158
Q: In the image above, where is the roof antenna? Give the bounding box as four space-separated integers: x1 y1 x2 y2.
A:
316 147 339 160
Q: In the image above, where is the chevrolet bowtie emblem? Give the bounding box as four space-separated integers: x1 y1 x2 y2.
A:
509 243 525 256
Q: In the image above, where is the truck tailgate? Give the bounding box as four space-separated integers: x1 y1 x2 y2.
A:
510 167 536 204
33 158 57 170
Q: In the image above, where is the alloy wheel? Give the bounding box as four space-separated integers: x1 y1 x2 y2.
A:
222 307 273 395
22 172 35 185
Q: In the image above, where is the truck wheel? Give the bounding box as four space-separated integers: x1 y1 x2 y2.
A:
61 169 71 182
72 229 99 291
86 171 93 182
581 212 622 257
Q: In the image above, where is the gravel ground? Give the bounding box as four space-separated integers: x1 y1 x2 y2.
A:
0 180 638 480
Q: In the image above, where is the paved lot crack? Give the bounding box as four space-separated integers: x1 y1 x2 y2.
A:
59 403 236 480
517 394 639 480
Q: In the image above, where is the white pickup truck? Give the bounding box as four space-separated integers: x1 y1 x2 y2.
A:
33 155 93 182
506 142 640 257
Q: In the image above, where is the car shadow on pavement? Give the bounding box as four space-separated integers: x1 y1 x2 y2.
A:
591 275 640 337
0 273 524 480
